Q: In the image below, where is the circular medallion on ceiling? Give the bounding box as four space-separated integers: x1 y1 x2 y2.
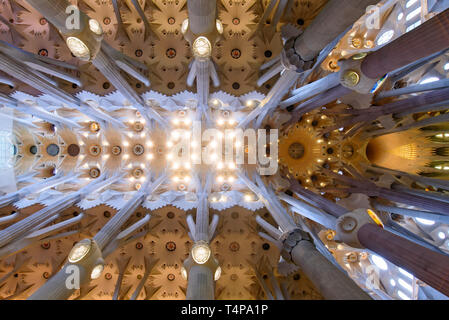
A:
29 145 37 155
89 122 100 133
288 142 305 159
133 168 144 179
133 121 144 132
67 144 80 157
89 167 101 178
46 144 60 156
133 144 145 156
89 145 101 156
165 241 176 251
111 146 122 156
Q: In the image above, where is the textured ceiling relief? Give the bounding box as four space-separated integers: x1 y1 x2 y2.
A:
0 0 448 301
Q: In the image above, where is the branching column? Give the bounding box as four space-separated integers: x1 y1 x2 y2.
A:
282 229 372 300
337 209 449 297
187 0 216 35
294 0 380 62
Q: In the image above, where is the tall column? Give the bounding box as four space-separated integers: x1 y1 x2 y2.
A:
361 8 449 79
186 265 215 300
26 0 102 61
294 0 379 62
337 209 449 297
29 239 104 300
187 0 216 35
25 0 78 34
340 9 449 94
359 223 449 296
28 175 163 300
282 229 372 300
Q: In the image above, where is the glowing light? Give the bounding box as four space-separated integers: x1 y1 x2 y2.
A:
419 77 439 84
191 241 211 264
68 240 91 263
371 254 388 270
89 19 103 35
376 30 394 46
406 0 418 8
398 290 411 300
390 279 396 286
214 266 222 281
216 20 223 34
438 231 446 239
210 153 218 161
398 278 413 292
367 209 384 228
181 266 188 280
181 19 189 34
90 264 104 279
444 63 449 71
66 37 90 60
416 218 435 225
244 194 253 202
399 268 414 279
192 36 212 58
406 7 421 21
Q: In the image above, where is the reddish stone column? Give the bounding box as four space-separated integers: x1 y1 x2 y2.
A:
358 223 449 296
361 9 449 79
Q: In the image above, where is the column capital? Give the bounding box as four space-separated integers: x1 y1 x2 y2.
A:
281 37 314 72
338 55 382 94
335 208 382 248
281 228 313 262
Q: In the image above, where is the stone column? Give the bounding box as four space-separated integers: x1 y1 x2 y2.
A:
26 0 102 61
282 229 372 300
29 239 104 300
187 0 216 35
358 223 449 296
25 0 76 34
337 209 449 297
361 8 449 79
186 265 215 300
294 0 379 62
